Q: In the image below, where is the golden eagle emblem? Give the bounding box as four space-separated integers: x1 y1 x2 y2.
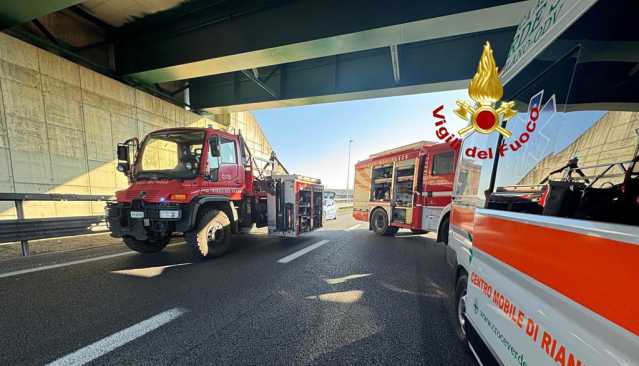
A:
455 42 516 138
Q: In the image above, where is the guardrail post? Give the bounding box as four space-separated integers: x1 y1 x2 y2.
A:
15 200 29 256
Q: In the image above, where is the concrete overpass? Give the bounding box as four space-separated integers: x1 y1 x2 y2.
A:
0 0 533 218
1 0 531 113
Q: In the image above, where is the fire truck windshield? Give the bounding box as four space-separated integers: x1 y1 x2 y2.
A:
135 130 206 180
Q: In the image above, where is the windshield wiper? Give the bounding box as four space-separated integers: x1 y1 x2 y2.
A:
136 172 172 180
136 171 197 180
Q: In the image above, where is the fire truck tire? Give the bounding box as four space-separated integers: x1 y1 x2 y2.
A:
186 209 232 258
123 236 169 253
371 208 398 236
454 272 469 346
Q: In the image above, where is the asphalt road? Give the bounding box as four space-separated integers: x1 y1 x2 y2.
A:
0 213 476 366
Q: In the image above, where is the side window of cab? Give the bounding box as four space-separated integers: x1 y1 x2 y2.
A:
219 138 237 165
432 151 454 176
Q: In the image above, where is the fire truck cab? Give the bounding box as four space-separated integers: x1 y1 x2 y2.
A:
353 141 458 239
106 127 323 259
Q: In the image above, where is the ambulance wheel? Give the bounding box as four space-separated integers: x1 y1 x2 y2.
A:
123 235 169 253
371 209 399 236
454 272 469 344
438 215 450 244
186 209 232 259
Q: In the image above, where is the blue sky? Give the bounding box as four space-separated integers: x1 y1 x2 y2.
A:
254 89 468 189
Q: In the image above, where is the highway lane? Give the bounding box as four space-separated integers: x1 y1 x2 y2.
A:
0 214 475 365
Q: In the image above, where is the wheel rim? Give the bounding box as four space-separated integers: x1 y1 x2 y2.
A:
206 222 225 248
457 291 467 338
374 212 385 230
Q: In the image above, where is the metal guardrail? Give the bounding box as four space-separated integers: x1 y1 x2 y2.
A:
0 193 113 256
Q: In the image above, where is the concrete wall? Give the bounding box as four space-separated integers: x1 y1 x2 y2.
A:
0 33 274 219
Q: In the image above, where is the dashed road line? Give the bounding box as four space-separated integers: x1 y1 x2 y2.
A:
277 240 330 263
345 224 361 231
46 308 187 366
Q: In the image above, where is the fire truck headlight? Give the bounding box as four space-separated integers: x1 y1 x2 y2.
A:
159 210 181 219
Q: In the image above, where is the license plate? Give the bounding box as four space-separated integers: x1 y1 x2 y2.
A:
130 211 144 218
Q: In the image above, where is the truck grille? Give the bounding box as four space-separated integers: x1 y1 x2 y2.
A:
124 190 165 202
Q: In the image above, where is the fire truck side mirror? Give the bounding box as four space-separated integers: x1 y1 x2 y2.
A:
116 144 130 175
117 144 129 162
210 139 221 158
205 136 220 181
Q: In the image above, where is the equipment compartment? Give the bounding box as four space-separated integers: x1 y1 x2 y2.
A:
267 175 323 237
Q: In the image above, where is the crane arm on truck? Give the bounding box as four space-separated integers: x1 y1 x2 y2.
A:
238 131 288 178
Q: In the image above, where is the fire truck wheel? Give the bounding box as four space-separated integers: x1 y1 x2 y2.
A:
123 236 169 253
186 209 232 258
454 272 469 345
371 208 398 236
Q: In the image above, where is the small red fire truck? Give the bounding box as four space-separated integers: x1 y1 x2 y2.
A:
353 141 458 240
106 127 323 258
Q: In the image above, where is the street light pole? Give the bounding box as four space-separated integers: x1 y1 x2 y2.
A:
346 138 354 202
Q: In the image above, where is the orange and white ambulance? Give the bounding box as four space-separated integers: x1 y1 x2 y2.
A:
448 1 639 365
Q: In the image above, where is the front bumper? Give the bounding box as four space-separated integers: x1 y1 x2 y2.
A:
106 200 196 241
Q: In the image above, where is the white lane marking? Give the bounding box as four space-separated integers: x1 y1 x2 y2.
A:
345 224 361 231
305 290 364 304
324 273 372 285
0 242 184 279
46 308 186 366
111 262 192 278
277 240 330 264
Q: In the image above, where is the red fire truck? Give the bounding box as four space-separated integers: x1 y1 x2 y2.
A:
106 127 323 259
353 141 458 240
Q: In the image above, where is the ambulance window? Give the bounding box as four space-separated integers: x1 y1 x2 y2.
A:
488 15 639 226
454 131 498 208
432 151 454 175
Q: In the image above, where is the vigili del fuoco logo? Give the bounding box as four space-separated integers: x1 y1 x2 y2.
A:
432 41 554 160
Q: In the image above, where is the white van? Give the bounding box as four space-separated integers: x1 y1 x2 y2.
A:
323 191 337 220
448 1 639 365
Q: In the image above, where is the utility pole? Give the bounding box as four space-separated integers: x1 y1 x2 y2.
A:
346 138 354 202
